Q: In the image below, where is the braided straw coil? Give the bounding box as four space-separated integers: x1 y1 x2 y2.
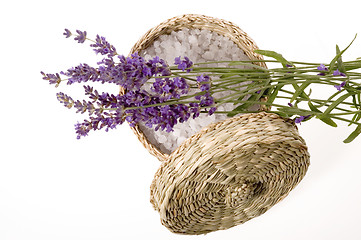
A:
127 14 268 161
150 112 310 234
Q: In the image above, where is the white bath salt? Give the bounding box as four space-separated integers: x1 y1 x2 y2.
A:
157 134 167 144
177 136 187 146
138 28 254 154
189 119 199 132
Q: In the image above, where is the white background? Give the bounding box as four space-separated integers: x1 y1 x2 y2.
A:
1 0 361 239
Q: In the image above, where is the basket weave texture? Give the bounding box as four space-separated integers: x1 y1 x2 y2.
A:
150 112 310 234
128 14 267 161
125 14 310 234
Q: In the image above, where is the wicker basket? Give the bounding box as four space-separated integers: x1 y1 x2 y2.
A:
127 14 310 234
128 14 268 161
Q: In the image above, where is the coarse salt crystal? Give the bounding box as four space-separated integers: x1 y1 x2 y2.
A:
158 134 167 143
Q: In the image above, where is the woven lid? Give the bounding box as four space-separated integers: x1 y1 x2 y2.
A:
150 112 310 234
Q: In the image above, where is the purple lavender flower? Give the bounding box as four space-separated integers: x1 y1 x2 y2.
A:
61 63 99 85
63 29 72 38
174 104 191 123
75 121 90 139
117 82 209 133
195 74 214 103
71 93 125 139
56 92 74 109
317 64 329 76
317 64 328 71
173 77 189 94
295 115 311 124
148 56 170 76
334 81 346 91
189 102 200 119
208 107 217 115
119 89 194 133
333 69 346 77
196 74 210 83
196 74 211 92
41 71 62 86
83 85 100 102
200 83 210 92
43 49 172 89
75 112 122 139
288 102 293 107
74 30 87 43
151 77 189 101
57 91 97 115
107 53 171 91
73 99 96 114
47 35 211 137
174 56 193 72
198 92 215 107
90 35 117 57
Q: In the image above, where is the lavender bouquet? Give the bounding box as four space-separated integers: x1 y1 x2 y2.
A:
42 29 361 143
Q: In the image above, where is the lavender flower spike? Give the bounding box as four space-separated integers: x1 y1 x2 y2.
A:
56 92 74 109
75 121 90 139
41 71 62 87
60 63 99 85
90 35 117 57
63 29 72 38
74 30 87 43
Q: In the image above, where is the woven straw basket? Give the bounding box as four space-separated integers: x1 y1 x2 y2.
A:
128 14 268 161
127 14 310 234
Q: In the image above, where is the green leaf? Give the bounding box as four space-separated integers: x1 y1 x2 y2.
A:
350 93 361 126
291 83 309 100
308 102 338 127
290 82 311 103
219 73 235 79
227 112 236 117
267 84 283 104
336 45 346 73
231 94 259 115
308 101 321 113
276 107 301 118
275 111 290 118
343 125 361 143
323 92 352 116
350 112 361 126
344 61 361 71
254 49 292 68
227 62 269 71
256 49 309 100
319 116 338 127
329 34 357 71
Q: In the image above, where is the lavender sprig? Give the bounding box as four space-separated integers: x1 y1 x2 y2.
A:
42 30 361 143
60 63 99 85
90 34 117 57
41 72 62 87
